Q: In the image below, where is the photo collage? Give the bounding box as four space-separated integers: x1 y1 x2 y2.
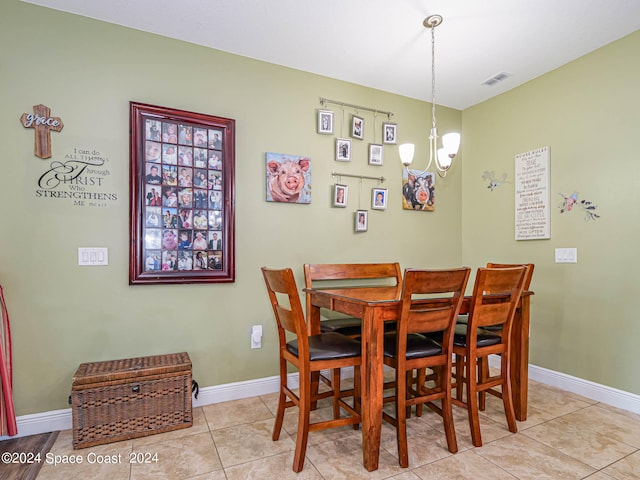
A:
142 118 224 272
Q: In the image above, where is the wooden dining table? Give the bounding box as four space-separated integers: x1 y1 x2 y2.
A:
305 285 533 472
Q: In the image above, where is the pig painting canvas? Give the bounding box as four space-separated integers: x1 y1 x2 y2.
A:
402 169 435 211
265 152 312 204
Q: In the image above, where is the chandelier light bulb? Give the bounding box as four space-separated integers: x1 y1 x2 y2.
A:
442 132 460 157
437 148 452 169
399 143 415 166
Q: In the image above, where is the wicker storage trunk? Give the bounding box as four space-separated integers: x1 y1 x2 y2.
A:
71 352 193 449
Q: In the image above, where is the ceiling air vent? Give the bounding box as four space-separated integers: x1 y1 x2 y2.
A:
482 72 512 86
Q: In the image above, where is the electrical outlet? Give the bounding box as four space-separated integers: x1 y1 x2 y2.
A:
251 325 262 349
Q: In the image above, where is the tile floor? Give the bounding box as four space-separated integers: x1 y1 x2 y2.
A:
35 378 640 480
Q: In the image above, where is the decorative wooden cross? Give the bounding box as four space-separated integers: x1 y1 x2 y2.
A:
20 104 64 159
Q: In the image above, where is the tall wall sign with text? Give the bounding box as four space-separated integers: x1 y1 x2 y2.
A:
20 104 117 208
515 146 550 240
35 146 116 208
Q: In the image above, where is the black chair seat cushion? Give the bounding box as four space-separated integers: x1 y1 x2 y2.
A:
320 317 397 336
383 332 442 360
456 314 502 332
452 324 501 348
286 332 361 361
320 317 363 337
425 324 501 348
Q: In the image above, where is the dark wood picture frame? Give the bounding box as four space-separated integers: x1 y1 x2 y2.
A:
129 102 235 284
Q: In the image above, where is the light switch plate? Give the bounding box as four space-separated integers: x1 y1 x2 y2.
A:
78 248 109 266
555 247 577 263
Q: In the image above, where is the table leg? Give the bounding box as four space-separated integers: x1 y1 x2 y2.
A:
511 295 530 421
360 307 383 471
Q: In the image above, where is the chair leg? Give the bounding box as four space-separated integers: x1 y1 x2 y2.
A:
465 355 483 447
272 389 286 441
455 354 464 403
293 375 311 473
501 354 517 433
310 371 320 410
396 368 409 468
405 370 413 419
441 374 458 454
272 360 287 441
478 357 489 411
415 368 426 417
332 368 341 419
352 365 361 430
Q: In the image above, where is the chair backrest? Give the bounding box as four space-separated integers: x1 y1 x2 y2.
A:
304 262 402 286
303 262 402 316
486 263 534 290
399 267 471 338
467 266 527 332
261 267 308 355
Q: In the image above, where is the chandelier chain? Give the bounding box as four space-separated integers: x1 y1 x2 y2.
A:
431 23 437 130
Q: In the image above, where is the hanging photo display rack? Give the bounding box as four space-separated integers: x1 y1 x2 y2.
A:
129 102 236 284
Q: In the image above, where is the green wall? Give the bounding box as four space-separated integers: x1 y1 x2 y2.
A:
1 1 462 415
461 30 640 393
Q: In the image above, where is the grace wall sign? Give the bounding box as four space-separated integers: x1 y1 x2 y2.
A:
20 104 64 159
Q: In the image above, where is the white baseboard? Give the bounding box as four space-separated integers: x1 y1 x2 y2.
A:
3 364 639 440
1 372 300 440
527 363 640 414
487 357 640 415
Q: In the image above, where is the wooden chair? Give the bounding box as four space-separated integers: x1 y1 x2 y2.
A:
477 263 534 409
382 267 470 467
261 267 362 472
451 266 527 447
486 263 534 290
304 262 401 406
458 263 534 326
455 263 534 409
303 262 402 337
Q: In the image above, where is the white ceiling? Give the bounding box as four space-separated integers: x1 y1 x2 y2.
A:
23 0 640 110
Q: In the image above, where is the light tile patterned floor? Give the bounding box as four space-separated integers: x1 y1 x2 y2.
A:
35 379 640 480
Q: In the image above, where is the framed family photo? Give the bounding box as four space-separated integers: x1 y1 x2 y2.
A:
355 210 368 232
333 184 348 207
368 143 383 166
372 188 387 210
317 109 334 134
336 138 351 162
383 122 397 144
129 102 235 285
351 115 364 140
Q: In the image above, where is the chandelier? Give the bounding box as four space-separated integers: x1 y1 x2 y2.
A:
400 14 460 178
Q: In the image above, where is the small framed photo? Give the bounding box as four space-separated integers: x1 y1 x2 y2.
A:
372 188 387 210
333 184 348 207
336 138 351 162
351 115 364 140
383 123 397 144
317 109 334 134
355 210 368 232
368 143 383 166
